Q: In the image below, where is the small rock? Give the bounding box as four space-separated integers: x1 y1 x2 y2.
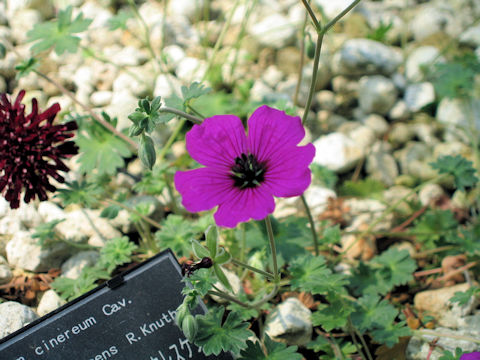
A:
162 45 186 72
436 97 480 141
312 132 364 173
167 0 205 22
90 90 113 107
404 82 435 112
37 289 66 317
302 185 337 218
0 197 9 218
0 301 38 338
315 90 337 112
361 114 389 137
8 9 42 43
383 185 417 214
419 183 446 206
410 4 457 42
0 255 12 285
366 143 399 186
154 73 183 99
394 141 437 180
358 75 398 115
460 24 480 47
262 65 284 88
37 201 66 223
313 0 358 19
388 122 414 147
112 71 151 98
10 202 42 229
61 251 100 280
249 13 296 49
176 57 207 83
264 297 312 346
405 46 443 83
6 231 72 272
104 89 139 130
332 38 402 76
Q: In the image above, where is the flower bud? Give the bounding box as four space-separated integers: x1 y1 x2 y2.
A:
181 314 198 340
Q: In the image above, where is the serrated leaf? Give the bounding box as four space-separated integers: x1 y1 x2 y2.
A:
99 236 137 273
181 82 211 102
155 214 203 257
184 268 216 297
289 254 349 295
238 336 302 360
194 307 252 356
15 57 38 79
27 6 92 55
108 9 132 30
430 155 478 191
449 286 480 306
312 294 355 331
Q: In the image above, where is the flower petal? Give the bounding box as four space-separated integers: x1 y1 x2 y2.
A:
264 143 316 197
247 105 306 163
174 167 234 213
214 186 275 228
186 115 247 170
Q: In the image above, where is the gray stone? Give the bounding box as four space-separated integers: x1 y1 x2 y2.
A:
313 0 358 19
0 197 9 218
394 142 437 180
411 122 439 145
436 97 480 141
358 75 398 115
313 132 364 173
37 201 66 223
406 326 480 360
105 90 140 130
332 39 402 76
0 301 38 338
154 73 183 99
6 231 71 272
265 297 312 346
405 46 444 82
162 45 186 72
366 143 399 186
346 125 376 150
0 255 12 285
410 4 459 42
302 185 337 218
460 24 480 47
419 183 446 206
262 65 284 89
249 13 296 49
383 185 418 214
389 122 414 146
90 90 113 107
404 82 435 112
112 71 151 98
176 57 207 83
8 9 42 43
10 202 42 229
167 0 205 22
361 114 389 137
61 251 100 280
315 90 337 112
37 289 66 317
343 198 393 231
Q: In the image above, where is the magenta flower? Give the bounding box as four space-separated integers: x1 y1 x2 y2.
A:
461 352 480 360
0 90 78 209
174 105 315 228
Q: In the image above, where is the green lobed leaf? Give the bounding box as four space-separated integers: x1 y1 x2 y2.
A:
108 9 132 30
181 82 212 103
449 286 480 306
194 307 252 356
99 237 138 273
184 268 216 297
32 219 66 247
238 336 302 360
439 348 465 360
15 57 38 79
430 155 478 191
55 180 101 207
312 293 355 332
51 267 109 301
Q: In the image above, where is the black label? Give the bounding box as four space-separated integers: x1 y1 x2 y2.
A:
0 249 233 360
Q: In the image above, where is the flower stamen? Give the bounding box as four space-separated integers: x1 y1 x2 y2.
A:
230 153 266 189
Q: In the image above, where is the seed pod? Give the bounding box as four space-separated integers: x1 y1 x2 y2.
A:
181 314 198 340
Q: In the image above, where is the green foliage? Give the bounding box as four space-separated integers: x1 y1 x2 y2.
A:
274 217 313 263
320 224 341 246
238 336 302 360
431 53 480 98
182 82 212 103
138 134 156 170
193 307 252 356
351 293 410 346
15 57 38 79
128 96 171 136
52 267 109 301
154 214 212 257
350 248 416 296
307 337 356 360
411 209 459 248
98 237 138 273
367 20 393 43
56 180 101 207
75 112 132 176
32 219 65 247
27 6 92 55
184 268 216 297
450 286 480 306
311 164 338 189
289 254 349 295
430 155 478 192
312 293 355 331
0 43 5 59
132 165 168 195
108 9 132 30
339 178 385 198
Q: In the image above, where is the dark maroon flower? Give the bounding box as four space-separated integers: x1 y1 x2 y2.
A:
0 90 78 209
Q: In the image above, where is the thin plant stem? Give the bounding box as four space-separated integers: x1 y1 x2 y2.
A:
323 0 362 33
301 194 319 256
56 236 99 250
81 208 106 243
249 285 279 308
301 0 321 30
414 329 480 345
265 216 279 283
293 10 309 106
104 199 163 229
347 323 367 360
157 119 186 161
160 107 203 124
231 258 275 280
164 172 180 214
208 290 250 308
355 327 373 360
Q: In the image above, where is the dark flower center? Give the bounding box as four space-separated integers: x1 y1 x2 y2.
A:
230 153 267 189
